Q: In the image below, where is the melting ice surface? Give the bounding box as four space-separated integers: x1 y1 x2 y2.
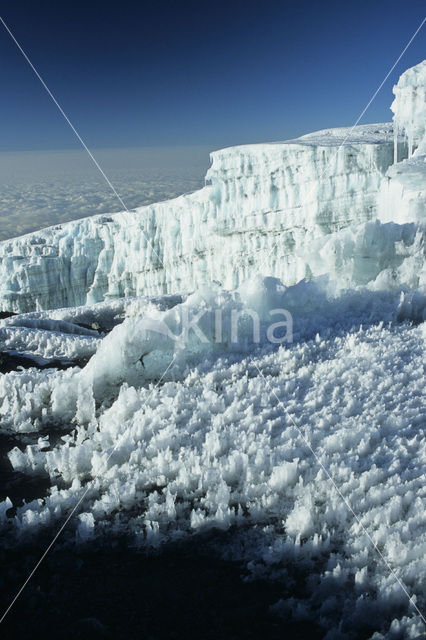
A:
0 61 426 638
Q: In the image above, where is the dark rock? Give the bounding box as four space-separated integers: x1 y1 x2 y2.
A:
0 351 87 374
0 538 324 640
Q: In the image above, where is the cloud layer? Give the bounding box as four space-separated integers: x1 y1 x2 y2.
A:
0 146 209 241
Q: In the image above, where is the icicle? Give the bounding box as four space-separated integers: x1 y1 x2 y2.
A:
408 123 414 158
393 124 398 164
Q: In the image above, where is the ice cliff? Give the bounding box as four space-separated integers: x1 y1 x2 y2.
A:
0 62 425 313
378 60 426 225
392 59 426 157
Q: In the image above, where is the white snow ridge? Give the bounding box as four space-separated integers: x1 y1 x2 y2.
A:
0 61 425 639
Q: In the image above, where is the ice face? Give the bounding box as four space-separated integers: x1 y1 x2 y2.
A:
377 61 426 226
1 62 425 314
391 60 426 158
378 153 426 224
0 124 406 313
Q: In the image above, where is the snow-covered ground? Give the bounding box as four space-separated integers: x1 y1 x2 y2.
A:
0 61 425 638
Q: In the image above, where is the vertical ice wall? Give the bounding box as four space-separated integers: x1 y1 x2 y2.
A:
391 60 426 159
379 60 426 224
0 125 399 312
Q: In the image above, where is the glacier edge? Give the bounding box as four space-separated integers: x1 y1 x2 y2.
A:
0 123 409 313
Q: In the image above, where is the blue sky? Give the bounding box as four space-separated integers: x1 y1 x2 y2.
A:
0 0 424 151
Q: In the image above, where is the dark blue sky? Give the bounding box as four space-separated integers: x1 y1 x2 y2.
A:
0 0 424 151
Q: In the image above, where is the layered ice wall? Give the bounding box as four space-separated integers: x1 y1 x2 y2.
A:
1 60 425 313
379 60 426 224
391 59 426 158
0 125 405 312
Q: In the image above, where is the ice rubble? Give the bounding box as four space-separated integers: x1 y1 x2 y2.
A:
1 290 425 638
0 61 425 638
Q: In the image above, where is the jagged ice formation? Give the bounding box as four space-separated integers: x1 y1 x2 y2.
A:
0 60 425 639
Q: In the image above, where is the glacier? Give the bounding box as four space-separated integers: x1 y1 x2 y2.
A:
378 60 426 228
0 62 425 314
0 123 412 313
0 60 425 639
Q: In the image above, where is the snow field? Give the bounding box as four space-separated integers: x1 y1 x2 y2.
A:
1 312 425 637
